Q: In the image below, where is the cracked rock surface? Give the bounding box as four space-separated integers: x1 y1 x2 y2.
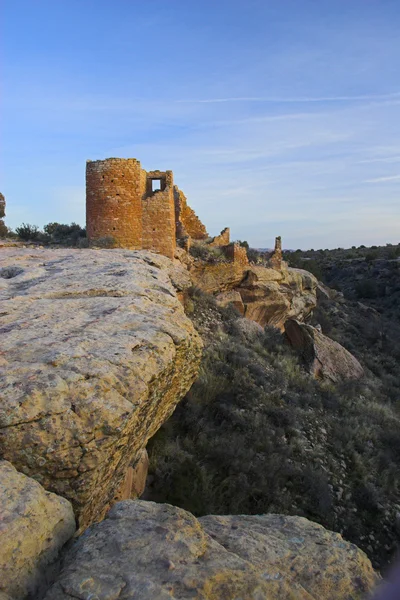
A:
44 500 378 600
0 460 75 600
0 248 202 529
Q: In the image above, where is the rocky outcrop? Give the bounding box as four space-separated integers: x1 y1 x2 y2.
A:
190 261 247 294
0 460 75 600
190 260 317 330
44 500 378 600
0 248 202 529
285 319 364 382
215 290 245 315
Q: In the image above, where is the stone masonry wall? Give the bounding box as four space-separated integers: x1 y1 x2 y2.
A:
268 236 283 270
142 189 176 259
223 242 249 266
86 159 144 248
86 159 176 258
174 187 208 240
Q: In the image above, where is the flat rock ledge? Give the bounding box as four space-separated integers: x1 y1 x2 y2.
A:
0 460 75 600
0 249 202 529
44 500 378 600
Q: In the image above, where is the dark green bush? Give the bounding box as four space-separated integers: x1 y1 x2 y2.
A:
15 223 40 241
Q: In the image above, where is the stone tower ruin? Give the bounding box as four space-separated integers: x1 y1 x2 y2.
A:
86 158 210 259
86 158 177 258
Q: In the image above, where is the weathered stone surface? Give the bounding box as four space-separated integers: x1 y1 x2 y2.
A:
0 460 75 600
0 248 202 529
130 448 149 498
113 449 149 502
215 290 245 315
285 319 364 382
239 266 318 329
190 261 317 330
190 260 246 294
230 317 264 342
200 514 378 600
44 500 377 600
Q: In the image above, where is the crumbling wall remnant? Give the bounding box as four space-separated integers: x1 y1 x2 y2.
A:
268 236 283 270
174 187 208 241
223 242 249 266
210 227 230 247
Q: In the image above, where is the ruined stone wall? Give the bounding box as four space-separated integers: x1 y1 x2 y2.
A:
268 236 283 270
210 227 230 247
223 242 249 266
174 187 208 240
86 159 176 258
86 159 144 248
142 190 176 259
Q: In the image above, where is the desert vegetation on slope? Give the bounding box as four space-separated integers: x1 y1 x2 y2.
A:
147 285 400 571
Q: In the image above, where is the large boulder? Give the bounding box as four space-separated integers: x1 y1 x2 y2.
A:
0 249 202 529
285 319 364 382
0 460 75 600
44 500 378 600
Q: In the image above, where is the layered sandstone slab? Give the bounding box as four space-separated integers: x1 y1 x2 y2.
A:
0 460 75 600
239 266 318 329
44 500 378 600
285 319 364 382
0 249 202 529
191 261 317 329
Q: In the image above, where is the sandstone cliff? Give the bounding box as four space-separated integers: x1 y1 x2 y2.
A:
0 248 202 529
44 500 378 600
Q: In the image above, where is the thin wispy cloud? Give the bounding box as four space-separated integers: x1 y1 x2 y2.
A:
177 92 400 104
365 175 400 183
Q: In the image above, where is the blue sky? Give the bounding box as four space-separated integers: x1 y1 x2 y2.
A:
1 0 400 249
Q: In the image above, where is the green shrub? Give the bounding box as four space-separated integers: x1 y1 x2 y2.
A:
15 223 40 241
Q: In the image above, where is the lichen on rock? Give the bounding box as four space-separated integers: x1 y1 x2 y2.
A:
43 500 378 600
0 460 75 600
0 248 202 529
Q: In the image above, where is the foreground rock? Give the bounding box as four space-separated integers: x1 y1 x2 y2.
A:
285 319 364 382
0 249 202 529
44 500 377 600
0 460 75 600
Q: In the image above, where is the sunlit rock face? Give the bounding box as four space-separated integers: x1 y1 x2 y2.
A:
44 500 378 600
0 248 202 529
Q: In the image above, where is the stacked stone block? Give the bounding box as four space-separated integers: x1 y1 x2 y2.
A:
223 242 249 266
